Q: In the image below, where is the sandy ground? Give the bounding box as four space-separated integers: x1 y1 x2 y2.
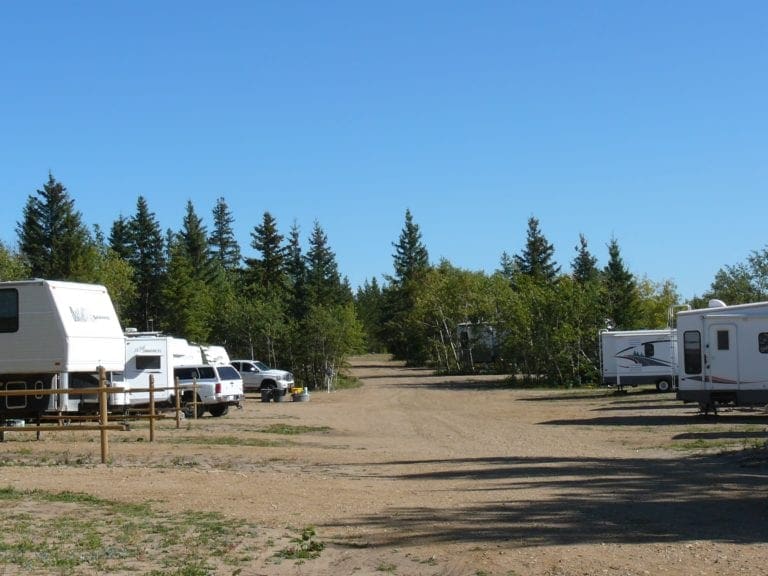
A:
1 354 767 575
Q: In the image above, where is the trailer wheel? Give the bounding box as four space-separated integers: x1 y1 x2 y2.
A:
656 379 672 393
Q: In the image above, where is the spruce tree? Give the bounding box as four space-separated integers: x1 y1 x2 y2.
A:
572 233 599 283
285 221 308 320
514 216 560 283
17 173 92 280
109 215 133 260
179 200 212 276
391 209 429 285
305 220 343 306
126 196 166 331
247 211 286 294
381 210 430 364
602 237 640 329
209 197 241 271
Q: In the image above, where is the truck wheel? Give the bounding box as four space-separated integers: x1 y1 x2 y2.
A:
656 379 672 393
183 400 206 418
208 405 229 417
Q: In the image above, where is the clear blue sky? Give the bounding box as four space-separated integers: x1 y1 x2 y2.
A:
2 1 766 301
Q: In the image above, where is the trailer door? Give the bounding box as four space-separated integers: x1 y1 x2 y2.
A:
706 323 739 387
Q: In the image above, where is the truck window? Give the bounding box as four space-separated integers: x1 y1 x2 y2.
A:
683 331 702 374
174 367 197 380
197 367 216 379
0 289 19 333
216 366 240 380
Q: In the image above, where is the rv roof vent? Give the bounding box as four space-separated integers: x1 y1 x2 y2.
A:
708 299 727 308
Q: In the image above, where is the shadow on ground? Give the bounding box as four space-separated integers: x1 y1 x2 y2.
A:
325 452 768 548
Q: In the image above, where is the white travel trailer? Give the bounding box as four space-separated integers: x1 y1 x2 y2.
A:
676 299 768 412
200 344 230 365
0 280 125 418
107 332 203 409
599 328 677 392
457 322 500 366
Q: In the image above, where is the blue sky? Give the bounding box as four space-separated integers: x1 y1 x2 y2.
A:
1 1 766 300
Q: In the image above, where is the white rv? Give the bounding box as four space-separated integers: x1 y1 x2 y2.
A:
676 299 768 412
599 329 677 392
457 322 500 366
0 280 125 418
108 332 203 409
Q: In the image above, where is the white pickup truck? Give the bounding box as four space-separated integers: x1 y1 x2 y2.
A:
173 364 244 417
230 360 295 400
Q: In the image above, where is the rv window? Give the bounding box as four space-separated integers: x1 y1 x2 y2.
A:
643 343 655 357
0 289 19 333
716 330 729 350
683 331 702 374
759 333 768 354
136 355 161 370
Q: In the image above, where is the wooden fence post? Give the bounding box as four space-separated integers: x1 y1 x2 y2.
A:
175 376 181 429
149 374 155 442
193 377 198 420
98 366 109 464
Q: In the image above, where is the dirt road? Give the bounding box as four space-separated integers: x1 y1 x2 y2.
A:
1 354 767 575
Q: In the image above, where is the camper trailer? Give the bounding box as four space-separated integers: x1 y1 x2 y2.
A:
599 329 677 392
676 299 768 412
0 280 125 418
457 322 500 368
107 332 203 409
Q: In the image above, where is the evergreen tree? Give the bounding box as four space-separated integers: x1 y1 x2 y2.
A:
209 197 241 271
285 221 308 320
572 233 599 283
514 216 560 283
497 251 517 280
381 210 431 364
162 237 212 342
126 196 166 331
179 200 211 274
247 211 286 294
305 220 343 306
109 215 133 260
602 237 640 329
391 209 429 285
17 173 93 280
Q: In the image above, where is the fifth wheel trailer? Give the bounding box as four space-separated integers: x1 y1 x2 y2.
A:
0 280 125 419
599 329 677 392
676 299 768 412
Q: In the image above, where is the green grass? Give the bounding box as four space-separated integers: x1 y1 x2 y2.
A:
0 486 264 574
259 424 331 435
333 374 363 390
273 526 325 562
164 435 293 447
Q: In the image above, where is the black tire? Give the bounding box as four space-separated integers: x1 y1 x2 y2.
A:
183 400 206 418
656 379 672 393
208 405 229 417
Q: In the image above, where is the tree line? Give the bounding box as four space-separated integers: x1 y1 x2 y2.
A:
3 174 761 387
